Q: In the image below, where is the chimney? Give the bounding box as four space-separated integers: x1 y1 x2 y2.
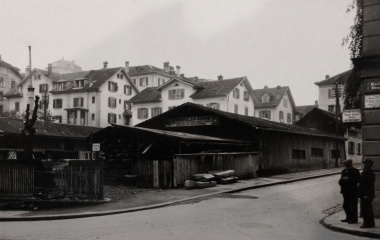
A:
169 66 175 75
180 73 185 78
315 100 318 106
25 66 30 76
277 85 281 89
125 61 130 73
218 75 223 81
264 85 268 89
48 64 52 78
325 75 330 79
103 61 108 70
176 65 181 77
163 61 169 72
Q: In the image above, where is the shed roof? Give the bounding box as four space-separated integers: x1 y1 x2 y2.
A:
0 118 101 139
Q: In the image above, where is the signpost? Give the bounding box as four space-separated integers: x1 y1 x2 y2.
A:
342 109 361 123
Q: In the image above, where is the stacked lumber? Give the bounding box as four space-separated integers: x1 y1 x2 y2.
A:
185 169 238 189
209 170 238 184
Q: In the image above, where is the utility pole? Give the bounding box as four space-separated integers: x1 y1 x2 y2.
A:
333 80 342 167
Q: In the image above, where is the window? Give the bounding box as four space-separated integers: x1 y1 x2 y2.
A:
283 98 287 107
34 74 41 80
348 141 355 155
124 101 131 110
137 108 148 119
279 111 284 122
108 97 117 108
311 148 323 158
117 73 123 79
92 114 95 121
124 85 132 95
15 102 20 112
75 80 84 88
244 91 249 102
108 113 117 124
328 105 335 113
108 82 118 92
287 113 292 123
151 107 162 117
357 143 361 156
133 79 137 85
234 104 238 114
139 77 148 87
119 99 121 104
52 116 62 123
0 78 3 87
207 103 220 110
119 114 121 119
0 91 2 101
233 88 240 99
68 110 77 124
39 84 49 93
73 97 84 107
55 82 66 90
259 110 271 120
245 107 248 116
92 96 95 104
262 93 270 103
53 99 62 108
11 81 16 89
158 78 164 86
292 149 306 159
168 89 185 100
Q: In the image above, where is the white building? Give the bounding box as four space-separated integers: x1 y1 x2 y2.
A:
252 85 296 124
50 58 83 74
128 76 255 126
0 57 23 114
5 62 139 127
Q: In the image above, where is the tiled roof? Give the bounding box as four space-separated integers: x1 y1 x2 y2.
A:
137 102 345 140
128 65 175 77
0 59 23 79
314 70 353 86
190 77 247 99
0 118 101 139
128 87 161 103
252 86 293 109
295 105 316 115
296 107 339 126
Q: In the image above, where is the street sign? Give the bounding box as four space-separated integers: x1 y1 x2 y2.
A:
365 94 380 109
342 109 361 123
92 143 100 152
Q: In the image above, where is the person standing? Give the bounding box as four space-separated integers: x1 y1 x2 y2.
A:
339 159 360 223
359 159 376 228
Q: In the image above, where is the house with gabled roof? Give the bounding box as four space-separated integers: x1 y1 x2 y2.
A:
314 70 352 113
252 85 296 124
0 57 23 114
5 62 139 127
128 75 256 126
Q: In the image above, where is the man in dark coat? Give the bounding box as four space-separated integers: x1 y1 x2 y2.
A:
359 159 376 228
339 159 360 223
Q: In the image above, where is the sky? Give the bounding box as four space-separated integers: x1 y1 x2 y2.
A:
0 0 355 105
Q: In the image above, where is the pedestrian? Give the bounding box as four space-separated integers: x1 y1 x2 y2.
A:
339 159 360 224
359 159 376 228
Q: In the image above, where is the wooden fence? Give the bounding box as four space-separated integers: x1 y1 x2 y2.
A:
136 152 259 188
54 159 104 199
0 161 34 195
173 152 259 187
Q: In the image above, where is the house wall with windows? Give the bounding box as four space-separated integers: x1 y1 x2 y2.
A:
275 93 293 124
130 73 172 92
317 84 344 113
226 83 254 116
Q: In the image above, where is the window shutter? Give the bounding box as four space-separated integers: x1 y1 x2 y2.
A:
53 100 56 108
116 84 118 92
80 98 83 107
108 82 111 91
108 97 111 107
124 85 126 94
108 113 110 123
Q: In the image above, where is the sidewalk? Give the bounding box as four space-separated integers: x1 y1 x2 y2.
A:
1 165 378 238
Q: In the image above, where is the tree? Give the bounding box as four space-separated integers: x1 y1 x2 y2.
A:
342 0 363 110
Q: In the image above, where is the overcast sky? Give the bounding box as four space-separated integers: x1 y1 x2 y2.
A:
0 0 354 105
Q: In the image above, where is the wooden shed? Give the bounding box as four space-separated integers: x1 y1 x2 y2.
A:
137 102 346 175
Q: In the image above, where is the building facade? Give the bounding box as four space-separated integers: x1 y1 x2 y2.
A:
252 85 296 124
50 58 83 74
0 57 23 114
128 76 256 126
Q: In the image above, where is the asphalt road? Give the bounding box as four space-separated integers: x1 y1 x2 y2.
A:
0 175 371 240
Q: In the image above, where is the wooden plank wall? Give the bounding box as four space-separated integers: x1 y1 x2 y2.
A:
137 159 173 189
0 162 34 195
54 159 104 199
261 132 345 173
173 152 259 187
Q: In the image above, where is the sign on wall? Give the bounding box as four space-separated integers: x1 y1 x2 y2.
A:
342 109 361 123
166 116 220 127
365 95 380 109
92 143 101 152
367 79 380 92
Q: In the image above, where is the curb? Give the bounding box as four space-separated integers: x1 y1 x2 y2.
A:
320 214 380 239
0 171 340 222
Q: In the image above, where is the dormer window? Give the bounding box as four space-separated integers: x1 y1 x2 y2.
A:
75 79 84 88
262 93 270 103
55 82 66 90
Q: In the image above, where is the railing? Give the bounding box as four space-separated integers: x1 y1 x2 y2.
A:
0 161 34 195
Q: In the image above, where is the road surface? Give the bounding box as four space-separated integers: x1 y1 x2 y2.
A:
0 175 368 240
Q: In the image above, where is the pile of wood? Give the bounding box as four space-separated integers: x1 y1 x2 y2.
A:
185 170 238 189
